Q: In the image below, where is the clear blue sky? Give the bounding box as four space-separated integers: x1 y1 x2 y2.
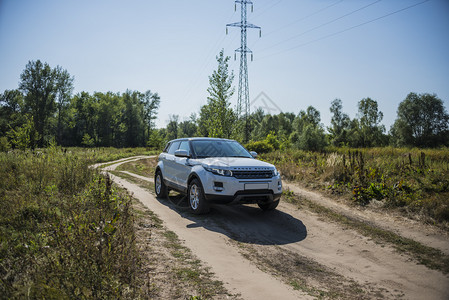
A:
1 0 448 131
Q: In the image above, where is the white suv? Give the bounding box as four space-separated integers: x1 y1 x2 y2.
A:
154 137 282 214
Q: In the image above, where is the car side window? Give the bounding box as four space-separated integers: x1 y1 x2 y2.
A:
163 142 171 153
178 141 190 155
167 141 180 155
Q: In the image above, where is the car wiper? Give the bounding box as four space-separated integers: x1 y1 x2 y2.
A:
228 155 251 158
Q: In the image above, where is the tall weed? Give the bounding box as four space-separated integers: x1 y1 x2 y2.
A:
0 148 141 298
261 147 449 225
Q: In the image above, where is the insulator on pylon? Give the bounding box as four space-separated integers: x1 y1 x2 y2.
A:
259 29 261 38
226 27 228 35
251 53 253 61
251 4 253 12
235 3 236 11
234 53 236 61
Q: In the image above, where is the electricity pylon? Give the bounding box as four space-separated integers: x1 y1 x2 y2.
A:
226 0 261 142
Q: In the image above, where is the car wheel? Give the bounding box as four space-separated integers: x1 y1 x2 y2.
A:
258 200 279 211
188 179 209 214
155 170 168 198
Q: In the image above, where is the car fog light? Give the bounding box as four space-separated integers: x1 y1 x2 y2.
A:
214 181 224 192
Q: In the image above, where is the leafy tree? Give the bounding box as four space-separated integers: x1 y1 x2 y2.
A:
19 60 73 147
178 114 198 138
248 108 265 139
254 115 276 139
0 89 25 137
252 112 294 142
147 129 166 149
390 93 449 147
198 49 236 139
293 106 321 134
298 123 327 151
69 92 98 146
166 114 179 141
328 98 350 146
54 66 74 145
7 115 34 150
19 60 57 146
354 98 386 147
81 133 95 147
122 90 145 147
0 89 23 113
291 106 327 150
279 112 295 136
141 90 160 142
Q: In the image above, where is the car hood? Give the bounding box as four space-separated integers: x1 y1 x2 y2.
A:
197 157 275 170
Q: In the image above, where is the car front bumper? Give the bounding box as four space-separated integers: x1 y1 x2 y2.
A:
201 171 282 205
205 190 282 205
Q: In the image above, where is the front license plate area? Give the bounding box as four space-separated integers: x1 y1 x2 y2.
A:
244 183 269 190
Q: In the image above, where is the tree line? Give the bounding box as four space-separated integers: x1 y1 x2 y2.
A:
0 60 160 149
152 50 449 150
1 56 448 151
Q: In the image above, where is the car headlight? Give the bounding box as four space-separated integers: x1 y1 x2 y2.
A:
205 167 233 177
273 167 280 176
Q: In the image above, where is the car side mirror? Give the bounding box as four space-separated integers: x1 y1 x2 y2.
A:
250 151 258 158
175 149 190 158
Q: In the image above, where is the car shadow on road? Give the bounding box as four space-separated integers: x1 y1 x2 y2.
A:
156 195 307 246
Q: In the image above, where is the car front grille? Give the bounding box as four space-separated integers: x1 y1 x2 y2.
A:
232 170 273 179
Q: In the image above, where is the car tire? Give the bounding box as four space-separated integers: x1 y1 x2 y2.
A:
155 170 168 199
188 178 210 214
258 200 279 211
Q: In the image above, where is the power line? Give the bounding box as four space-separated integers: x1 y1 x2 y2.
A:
258 0 382 54
258 0 431 60
251 0 283 19
249 0 344 51
263 0 344 37
183 9 237 103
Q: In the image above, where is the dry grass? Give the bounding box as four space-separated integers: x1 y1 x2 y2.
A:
116 156 158 177
0 147 142 298
261 147 449 226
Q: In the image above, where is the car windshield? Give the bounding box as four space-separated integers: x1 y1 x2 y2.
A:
191 140 252 158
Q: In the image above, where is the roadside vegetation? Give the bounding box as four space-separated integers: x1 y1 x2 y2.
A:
115 156 158 177
261 147 449 226
68 146 156 162
0 147 142 298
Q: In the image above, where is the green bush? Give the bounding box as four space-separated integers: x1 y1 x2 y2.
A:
264 132 280 150
245 140 274 154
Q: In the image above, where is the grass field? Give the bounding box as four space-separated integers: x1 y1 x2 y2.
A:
0 147 154 298
261 147 449 226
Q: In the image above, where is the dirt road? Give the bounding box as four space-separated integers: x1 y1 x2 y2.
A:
99 157 449 299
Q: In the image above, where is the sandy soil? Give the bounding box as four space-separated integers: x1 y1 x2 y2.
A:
284 181 449 255
99 157 449 299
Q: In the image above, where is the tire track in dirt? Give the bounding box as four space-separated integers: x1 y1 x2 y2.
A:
284 181 449 255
